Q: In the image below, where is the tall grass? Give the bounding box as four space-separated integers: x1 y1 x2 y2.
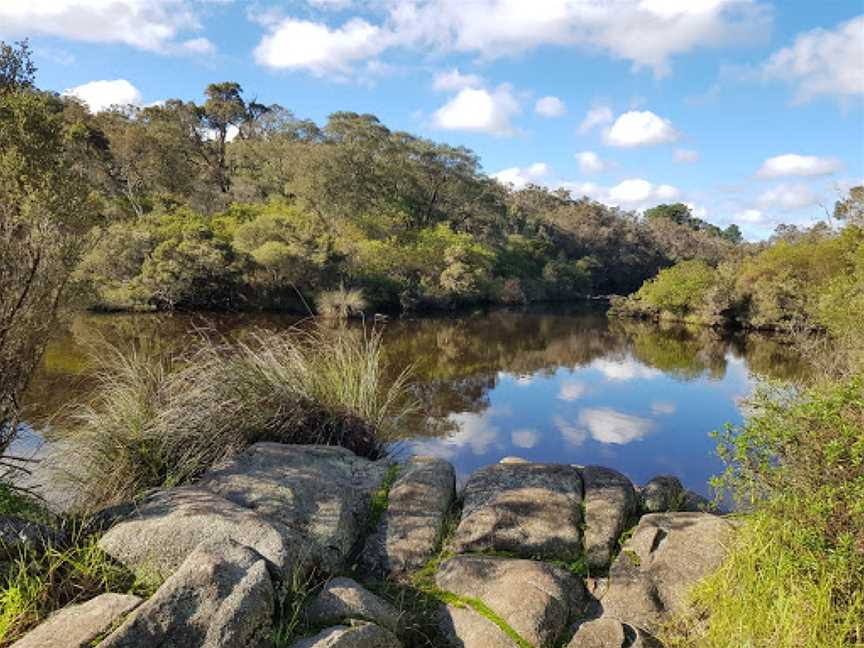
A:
62 326 417 510
316 287 367 319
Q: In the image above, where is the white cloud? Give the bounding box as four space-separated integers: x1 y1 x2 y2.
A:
578 407 654 445
735 208 764 223
763 16 864 102
492 162 550 189
386 0 771 78
432 68 484 92
181 37 215 55
604 110 681 147
650 401 677 415
432 84 521 135
555 416 588 447
557 381 587 401
575 151 607 174
308 0 354 8
578 105 614 134
0 1 205 52
535 95 566 117
674 148 699 163
410 410 501 459
591 358 661 381
511 428 540 449
757 184 820 211
62 79 143 113
253 17 386 75
756 154 843 179
609 178 679 204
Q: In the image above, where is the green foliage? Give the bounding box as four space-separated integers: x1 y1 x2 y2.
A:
663 376 864 647
633 260 717 317
0 529 155 645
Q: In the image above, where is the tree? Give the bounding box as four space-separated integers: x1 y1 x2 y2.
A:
0 39 35 92
834 186 864 226
0 44 100 457
645 203 693 226
203 82 248 193
722 224 743 244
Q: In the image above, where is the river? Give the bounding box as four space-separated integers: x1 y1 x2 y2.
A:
19 304 805 499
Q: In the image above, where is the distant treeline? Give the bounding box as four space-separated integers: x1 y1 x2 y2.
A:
37 80 751 313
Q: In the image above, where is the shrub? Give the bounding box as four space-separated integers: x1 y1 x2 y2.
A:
634 260 717 318
661 376 864 647
316 286 367 319
61 326 416 509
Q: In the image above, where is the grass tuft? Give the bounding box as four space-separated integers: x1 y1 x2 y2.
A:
60 325 417 510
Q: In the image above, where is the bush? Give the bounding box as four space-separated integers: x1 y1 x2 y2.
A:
316 286 367 319
661 376 864 647
61 326 416 509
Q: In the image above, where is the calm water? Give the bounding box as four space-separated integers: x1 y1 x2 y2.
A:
22 305 805 498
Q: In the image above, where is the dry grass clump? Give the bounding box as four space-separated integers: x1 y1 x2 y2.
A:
62 325 416 510
316 287 367 319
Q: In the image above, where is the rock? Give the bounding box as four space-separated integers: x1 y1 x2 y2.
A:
567 618 662 648
101 540 274 648
640 476 684 513
435 555 587 647
197 443 389 572
361 456 455 578
602 512 736 629
99 486 309 579
11 593 141 648
451 462 584 560
0 517 66 560
290 622 402 648
680 490 712 512
437 605 519 648
498 456 529 464
304 577 402 634
581 466 638 570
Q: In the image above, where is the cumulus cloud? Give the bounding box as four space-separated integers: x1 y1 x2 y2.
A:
557 381 587 401
578 407 655 445
432 68 484 92
575 151 607 174
432 84 521 135
590 358 661 381
674 148 699 163
535 95 566 117
650 401 677 415
609 178 679 204
511 428 540 449
763 16 864 102
604 110 681 147
555 416 588 447
253 17 386 74
757 184 820 211
0 1 208 52
578 105 614 134
180 37 215 55
735 208 764 223
62 79 143 113
756 154 843 179
492 162 551 189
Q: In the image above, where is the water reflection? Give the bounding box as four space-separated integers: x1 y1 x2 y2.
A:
24 305 807 496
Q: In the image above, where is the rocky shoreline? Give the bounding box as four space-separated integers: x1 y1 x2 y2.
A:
5 443 735 648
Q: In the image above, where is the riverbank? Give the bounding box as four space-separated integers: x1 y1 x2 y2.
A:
3 447 726 647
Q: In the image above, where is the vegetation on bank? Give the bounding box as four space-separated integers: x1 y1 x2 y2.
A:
62 326 416 510
612 212 864 336
661 375 864 647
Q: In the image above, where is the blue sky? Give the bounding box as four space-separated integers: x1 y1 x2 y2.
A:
3 1 863 239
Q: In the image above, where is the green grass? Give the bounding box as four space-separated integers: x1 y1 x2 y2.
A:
60 325 417 510
368 463 401 531
0 529 156 646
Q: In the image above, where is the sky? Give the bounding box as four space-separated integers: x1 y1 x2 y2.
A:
2 0 863 240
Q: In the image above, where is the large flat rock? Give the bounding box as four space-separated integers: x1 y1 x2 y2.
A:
11 593 141 648
304 577 402 634
451 462 584 560
197 443 389 571
602 512 736 629
361 456 455 578
289 622 402 648
581 466 638 570
437 605 519 648
435 554 586 647
99 486 310 578
100 540 275 648
567 618 662 648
